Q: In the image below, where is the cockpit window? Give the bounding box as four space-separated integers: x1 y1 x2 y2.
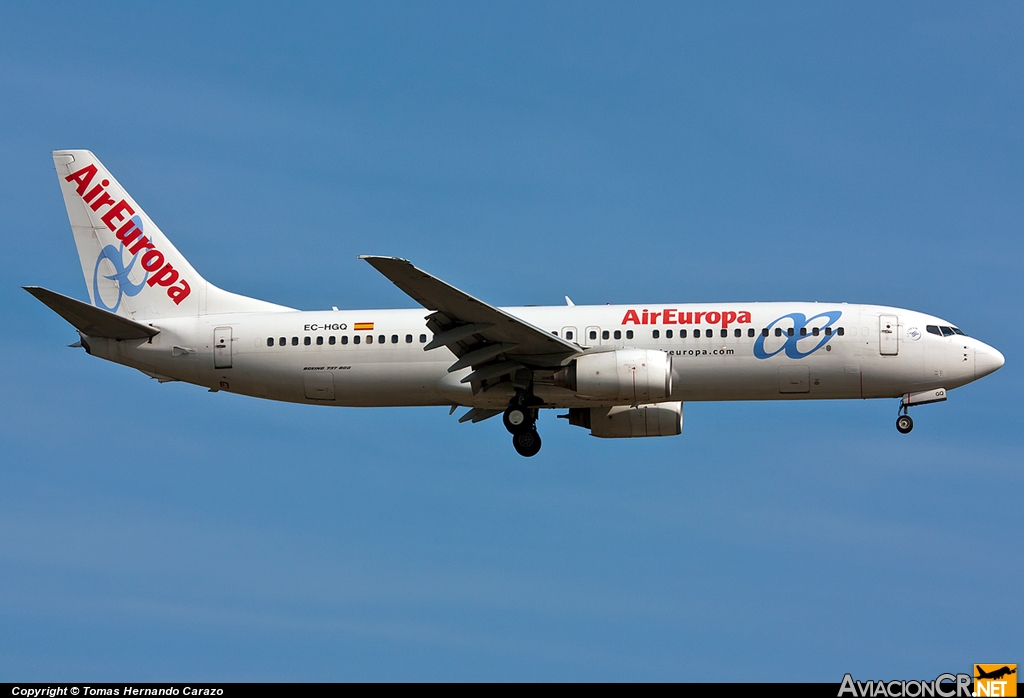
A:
951 327 967 336
926 325 941 336
940 326 954 337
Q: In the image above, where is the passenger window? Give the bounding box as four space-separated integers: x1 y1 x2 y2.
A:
775 328 783 337
680 329 687 338
341 336 349 345
354 335 361 345
316 336 324 345
721 329 728 338
666 330 673 339
267 337 274 347
734 328 741 338
626 330 634 339
279 337 286 346
602 330 610 340
406 334 413 343
552 331 558 336
837 327 845 336
762 328 769 337
420 334 427 343
366 335 373 344
747 328 755 338
799 328 807 336
940 326 954 337
812 327 820 336
589 330 597 340
391 335 399 344
825 327 832 336
566 331 574 340
291 337 299 346
379 335 385 344
652 330 660 339
329 336 336 345
926 325 941 336
614 330 621 340
787 328 794 337
304 337 311 346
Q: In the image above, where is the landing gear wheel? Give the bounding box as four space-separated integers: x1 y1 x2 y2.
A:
896 414 914 434
512 429 542 457
503 406 529 434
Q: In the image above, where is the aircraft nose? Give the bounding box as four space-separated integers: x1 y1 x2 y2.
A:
975 343 1005 379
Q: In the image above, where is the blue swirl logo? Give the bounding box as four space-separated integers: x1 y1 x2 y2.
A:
92 215 150 313
753 311 842 359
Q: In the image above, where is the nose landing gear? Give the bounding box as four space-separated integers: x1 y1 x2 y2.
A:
896 402 914 434
504 397 542 457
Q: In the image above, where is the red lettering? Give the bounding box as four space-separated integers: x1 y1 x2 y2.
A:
642 310 649 324
664 309 676 324
128 235 155 255
83 183 104 203
622 309 640 324
101 200 135 231
738 311 751 323
650 311 661 323
147 263 179 287
141 250 165 272
722 311 737 328
115 222 142 246
168 279 191 304
89 191 116 212
65 165 97 195
678 312 692 324
706 311 720 325
694 312 704 324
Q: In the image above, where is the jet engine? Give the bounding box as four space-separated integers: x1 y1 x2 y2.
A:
554 349 672 403
564 402 683 438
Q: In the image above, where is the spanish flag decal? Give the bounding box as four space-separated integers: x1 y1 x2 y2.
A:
354 322 374 331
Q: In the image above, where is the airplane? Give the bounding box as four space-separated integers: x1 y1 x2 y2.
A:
27 150 1005 457
976 666 1016 681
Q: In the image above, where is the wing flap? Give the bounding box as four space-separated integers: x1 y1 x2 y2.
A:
25 286 159 340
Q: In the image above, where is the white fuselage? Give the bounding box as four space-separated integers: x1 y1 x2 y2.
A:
83 302 1004 410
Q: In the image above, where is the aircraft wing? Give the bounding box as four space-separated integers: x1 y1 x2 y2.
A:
360 256 580 387
25 286 159 340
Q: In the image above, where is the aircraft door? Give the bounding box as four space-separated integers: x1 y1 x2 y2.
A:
880 315 899 356
561 326 578 344
583 326 602 347
214 327 232 368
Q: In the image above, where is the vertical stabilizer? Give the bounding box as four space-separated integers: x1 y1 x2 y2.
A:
53 150 290 319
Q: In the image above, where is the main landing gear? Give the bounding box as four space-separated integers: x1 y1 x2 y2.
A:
896 403 914 434
504 399 542 457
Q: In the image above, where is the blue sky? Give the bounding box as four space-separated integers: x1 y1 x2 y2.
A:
1 2 1021 681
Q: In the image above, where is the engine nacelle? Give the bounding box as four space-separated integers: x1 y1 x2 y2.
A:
554 349 672 403
565 402 683 438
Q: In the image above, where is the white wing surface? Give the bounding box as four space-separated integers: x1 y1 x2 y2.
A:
360 256 580 390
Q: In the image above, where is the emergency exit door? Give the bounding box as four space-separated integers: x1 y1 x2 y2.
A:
879 315 899 356
214 327 232 368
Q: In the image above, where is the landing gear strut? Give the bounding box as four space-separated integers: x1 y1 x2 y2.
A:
505 395 542 457
896 403 914 434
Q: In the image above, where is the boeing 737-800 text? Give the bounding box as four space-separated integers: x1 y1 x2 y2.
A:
28 151 1005 456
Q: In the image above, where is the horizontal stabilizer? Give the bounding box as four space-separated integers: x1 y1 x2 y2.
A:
24 286 159 340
